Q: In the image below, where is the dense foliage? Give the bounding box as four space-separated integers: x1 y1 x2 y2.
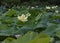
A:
0 0 60 8
0 0 60 43
0 5 60 43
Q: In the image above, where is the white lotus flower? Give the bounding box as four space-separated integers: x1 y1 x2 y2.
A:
15 35 21 38
46 6 51 9
18 14 28 22
52 6 55 9
55 10 59 13
55 5 58 8
31 7 35 9
26 13 31 17
50 38 54 43
52 6 58 9
36 6 38 8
